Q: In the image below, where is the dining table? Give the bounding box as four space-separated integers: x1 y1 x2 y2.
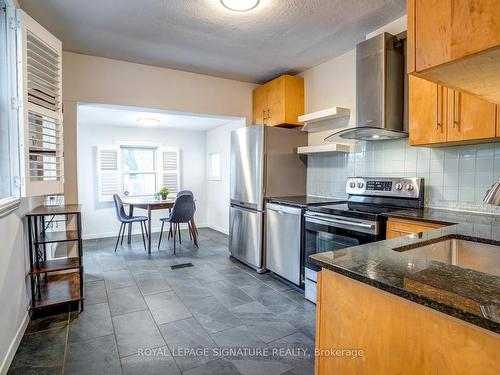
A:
122 196 175 254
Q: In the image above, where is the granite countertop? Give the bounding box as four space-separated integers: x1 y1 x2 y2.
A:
310 207 500 333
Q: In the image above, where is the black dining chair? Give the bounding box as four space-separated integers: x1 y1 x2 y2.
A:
158 194 198 253
113 194 148 252
176 190 198 237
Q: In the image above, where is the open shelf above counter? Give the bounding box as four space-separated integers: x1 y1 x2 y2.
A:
297 143 352 155
299 107 350 133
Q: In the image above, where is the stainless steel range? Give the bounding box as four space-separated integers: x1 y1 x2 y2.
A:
303 177 424 303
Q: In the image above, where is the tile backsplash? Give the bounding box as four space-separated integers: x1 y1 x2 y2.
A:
307 139 500 214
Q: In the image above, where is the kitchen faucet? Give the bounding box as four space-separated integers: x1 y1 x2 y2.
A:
484 178 500 205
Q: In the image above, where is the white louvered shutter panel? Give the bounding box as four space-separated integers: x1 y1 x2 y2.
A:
17 9 63 196
158 148 180 196
97 146 120 202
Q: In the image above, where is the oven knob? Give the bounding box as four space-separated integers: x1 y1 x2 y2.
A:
406 184 414 191
356 182 364 188
349 182 356 188
395 183 403 190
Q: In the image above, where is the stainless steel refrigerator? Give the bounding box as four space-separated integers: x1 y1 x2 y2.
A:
229 125 307 272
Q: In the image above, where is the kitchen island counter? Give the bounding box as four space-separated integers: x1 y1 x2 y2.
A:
311 207 500 333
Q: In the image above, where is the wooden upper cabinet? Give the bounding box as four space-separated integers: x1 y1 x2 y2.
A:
450 0 500 60
414 0 452 72
409 75 447 145
408 0 500 104
251 75 304 127
409 75 498 146
252 85 267 125
447 90 497 142
266 76 285 126
410 0 500 71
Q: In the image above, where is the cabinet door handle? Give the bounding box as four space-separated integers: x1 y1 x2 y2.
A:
451 90 455 128
390 228 416 235
267 109 270 119
436 85 441 130
454 91 459 129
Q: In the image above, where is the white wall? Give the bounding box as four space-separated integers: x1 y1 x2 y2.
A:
77 124 207 239
62 52 257 205
205 119 245 234
0 196 43 375
298 49 357 145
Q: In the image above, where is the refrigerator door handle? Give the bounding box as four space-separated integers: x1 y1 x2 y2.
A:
230 202 262 213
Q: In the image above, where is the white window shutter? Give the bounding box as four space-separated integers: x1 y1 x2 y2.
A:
17 9 63 197
97 146 119 202
158 148 180 196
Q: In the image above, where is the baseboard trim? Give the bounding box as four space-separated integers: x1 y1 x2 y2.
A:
0 311 29 375
207 224 228 235
83 222 208 240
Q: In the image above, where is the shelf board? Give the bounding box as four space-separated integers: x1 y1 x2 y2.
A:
297 143 352 155
33 271 83 309
298 107 351 124
35 230 80 245
31 257 81 275
299 107 351 133
27 204 81 217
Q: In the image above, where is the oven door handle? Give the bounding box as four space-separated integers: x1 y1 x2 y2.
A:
305 215 375 229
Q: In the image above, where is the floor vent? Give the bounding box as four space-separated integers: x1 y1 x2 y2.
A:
171 263 194 270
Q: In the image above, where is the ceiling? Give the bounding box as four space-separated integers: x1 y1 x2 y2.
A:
78 103 239 131
19 0 406 83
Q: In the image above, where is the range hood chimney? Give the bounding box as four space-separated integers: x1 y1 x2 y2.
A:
326 32 406 141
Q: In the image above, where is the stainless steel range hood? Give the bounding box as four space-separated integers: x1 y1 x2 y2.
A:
326 32 406 141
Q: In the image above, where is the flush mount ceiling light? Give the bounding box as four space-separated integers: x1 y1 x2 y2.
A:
137 117 160 126
221 0 260 12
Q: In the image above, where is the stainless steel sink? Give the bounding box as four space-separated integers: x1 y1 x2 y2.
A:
401 239 500 276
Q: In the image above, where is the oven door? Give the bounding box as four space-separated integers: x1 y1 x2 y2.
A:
303 213 379 273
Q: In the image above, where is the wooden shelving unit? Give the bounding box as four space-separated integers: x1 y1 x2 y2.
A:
26 204 84 311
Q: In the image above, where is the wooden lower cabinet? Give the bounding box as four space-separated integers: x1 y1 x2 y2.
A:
315 269 500 375
386 217 446 239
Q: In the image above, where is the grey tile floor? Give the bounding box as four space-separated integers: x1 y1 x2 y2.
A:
8 228 316 375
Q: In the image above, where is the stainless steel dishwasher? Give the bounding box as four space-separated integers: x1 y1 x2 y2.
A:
265 202 302 285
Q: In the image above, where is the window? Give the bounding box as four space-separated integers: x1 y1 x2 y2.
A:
207 151 221 181
97 144 180 201
0 1 21 215
121 146 157 197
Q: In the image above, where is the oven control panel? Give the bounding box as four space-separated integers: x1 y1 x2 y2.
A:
346 177 423 198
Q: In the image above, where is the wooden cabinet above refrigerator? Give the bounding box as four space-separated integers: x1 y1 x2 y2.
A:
252 74 304 127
